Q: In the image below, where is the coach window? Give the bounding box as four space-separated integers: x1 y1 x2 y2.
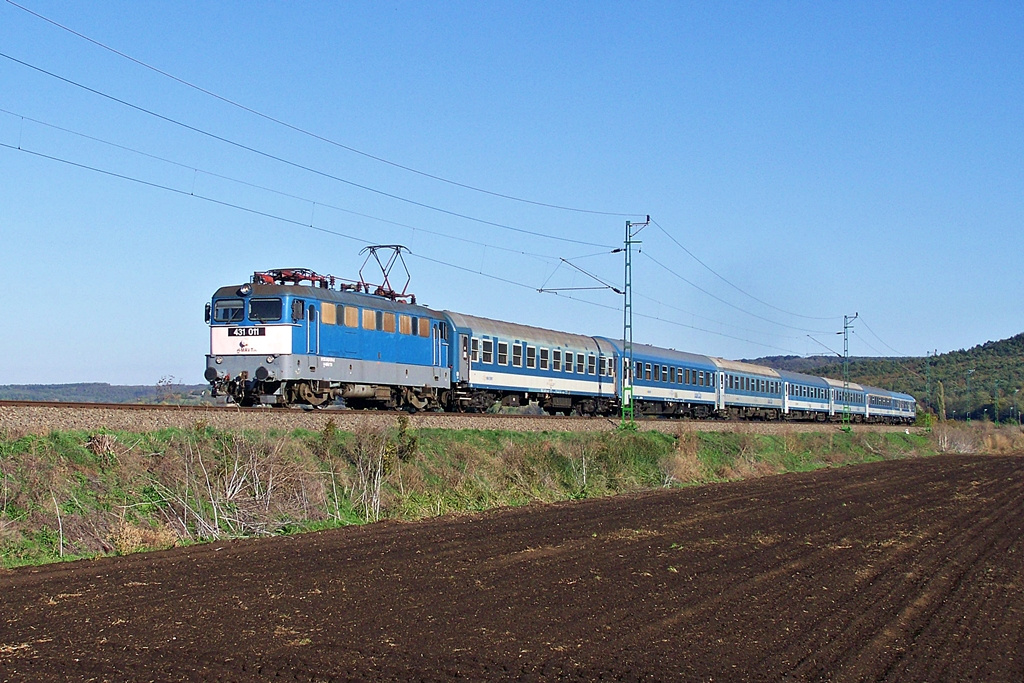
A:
588 355 597 376
526 346 536 369
471 338 479 362
697 371 704 386
214 299 244 323
553 350 562 372
635 361 643 379
644 363 652 381
512 343 523 367
540 348 550 370
577 354 585 374
497 341 508 365
482 339 494 364
565 352 574 373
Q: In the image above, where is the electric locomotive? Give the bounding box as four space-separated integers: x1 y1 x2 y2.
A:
204 268 451 409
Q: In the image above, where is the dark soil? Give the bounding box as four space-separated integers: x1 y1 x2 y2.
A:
2 454 1022 681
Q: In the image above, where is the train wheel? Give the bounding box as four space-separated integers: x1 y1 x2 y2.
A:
295 381 329 407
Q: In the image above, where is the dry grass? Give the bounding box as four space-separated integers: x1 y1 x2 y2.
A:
662 433 706 484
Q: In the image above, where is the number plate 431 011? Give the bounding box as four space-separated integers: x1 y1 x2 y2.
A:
228 327 266 337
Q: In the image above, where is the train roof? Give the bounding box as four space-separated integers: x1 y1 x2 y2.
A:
213 283 445 317
605 341 719 368
711 358 781 378
775 369 832 388
444 311 611 353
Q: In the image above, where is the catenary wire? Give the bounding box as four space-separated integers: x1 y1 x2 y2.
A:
5 0 644 219
642 253 833 335
652 219 840 322
1 140 806 356
0 107 561 264
858 317 909 356
0 50 614 250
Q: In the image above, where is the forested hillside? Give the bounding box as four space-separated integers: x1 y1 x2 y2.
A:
751 332 1024 421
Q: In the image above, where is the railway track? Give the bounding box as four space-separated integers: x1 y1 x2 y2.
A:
0 400 918 436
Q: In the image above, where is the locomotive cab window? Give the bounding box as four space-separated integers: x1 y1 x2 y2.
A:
214 299 244 323
249 298 283 322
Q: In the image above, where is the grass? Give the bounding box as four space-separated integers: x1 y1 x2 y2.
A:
0 421 971 568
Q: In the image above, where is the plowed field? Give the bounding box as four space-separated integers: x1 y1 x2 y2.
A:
2 454 1022 681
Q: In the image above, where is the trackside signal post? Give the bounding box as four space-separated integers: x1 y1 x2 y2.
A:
621 216 650 425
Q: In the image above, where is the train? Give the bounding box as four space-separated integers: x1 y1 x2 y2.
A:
203 268 916 423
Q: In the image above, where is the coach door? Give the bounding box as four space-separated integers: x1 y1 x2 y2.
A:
459 334 470 383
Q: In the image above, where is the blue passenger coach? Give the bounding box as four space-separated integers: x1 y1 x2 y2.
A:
447 312 617 414
607 342 721 417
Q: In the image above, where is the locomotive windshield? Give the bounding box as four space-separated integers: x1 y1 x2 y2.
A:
213 299 244 323
249 298 283 322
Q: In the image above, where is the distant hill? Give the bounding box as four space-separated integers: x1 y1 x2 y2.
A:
747 332 1024 421
0 383 213 405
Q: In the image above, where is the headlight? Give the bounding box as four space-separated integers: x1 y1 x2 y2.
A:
216 356 223 364
238 283 252 296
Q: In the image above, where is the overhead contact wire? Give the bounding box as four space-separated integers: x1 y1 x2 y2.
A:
0 51 613 249
0 107 559 263
5 0 643 218
652 219 840 322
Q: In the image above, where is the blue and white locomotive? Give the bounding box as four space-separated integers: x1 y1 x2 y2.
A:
204 268 916 423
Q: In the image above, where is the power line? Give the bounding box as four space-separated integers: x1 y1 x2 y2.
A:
6 0 644 219
637 292 821 343
0 139 807 358
0 107 561 263
0 50 614 250
642 253 833 335
858 317 909 356
652 219 840 322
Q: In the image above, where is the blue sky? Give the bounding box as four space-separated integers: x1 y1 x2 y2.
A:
1 1 1021 385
